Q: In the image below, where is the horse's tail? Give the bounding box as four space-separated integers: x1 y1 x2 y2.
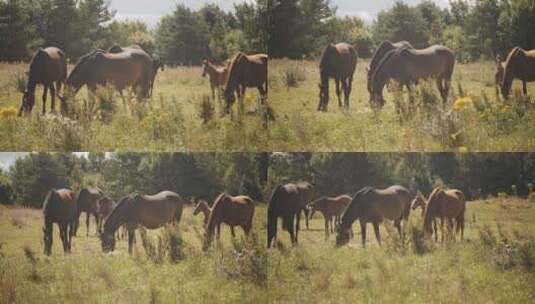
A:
267 185 283 247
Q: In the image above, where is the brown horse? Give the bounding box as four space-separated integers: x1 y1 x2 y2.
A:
42 188 77 255
223 52 268 114
411 191 440 240
267 183 302 248
19 47 67 116
367 41 414 95
423 188 466 241
96 196 116 234
202 59 228 100
204 194 255 247
61 47 153 105
500 47 535 99
296 181 315 230
369 45 455 108
308 195 351 239
317 43 358 111
75 187 104 236
336 186 412 247
100 191 184 254
193 199 233 236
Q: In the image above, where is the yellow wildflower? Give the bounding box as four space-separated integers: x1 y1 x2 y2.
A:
453 97 473 111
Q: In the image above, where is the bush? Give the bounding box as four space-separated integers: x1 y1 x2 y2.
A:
281 64 306 88
139 226 186 264
198 95 215 124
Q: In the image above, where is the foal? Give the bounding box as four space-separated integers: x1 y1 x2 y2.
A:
202 59 228 101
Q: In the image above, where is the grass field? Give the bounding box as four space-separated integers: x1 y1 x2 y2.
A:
0 204 267 304
269 59 535 151
2 59 535 152
268 196 535 303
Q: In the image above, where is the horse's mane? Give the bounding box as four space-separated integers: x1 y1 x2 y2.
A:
206 193 228 232
423 187 442 229
319 44 336 76
503 47 525 78
369 41 394 70
224 52 246 91
370 48 399 92
103 196 130 233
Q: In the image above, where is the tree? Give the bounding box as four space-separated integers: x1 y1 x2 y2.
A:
0 0 36 61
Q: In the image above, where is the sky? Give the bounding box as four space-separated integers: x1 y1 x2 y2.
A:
109 0 450 26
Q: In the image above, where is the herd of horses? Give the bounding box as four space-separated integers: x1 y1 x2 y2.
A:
267 182 466 249
41 187 255 255
18 45 268 117
317 41 535 111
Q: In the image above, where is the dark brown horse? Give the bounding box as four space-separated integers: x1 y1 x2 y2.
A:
317 43 358 111
267 183 302 248
423 188 466 241
19 47 67 116
369 45 455 108
61 48 153 106
296 181 315 230
500 47 535 98
204 194 255 247
308 195 351 239
336 186 412 247
202 59 228 100
100 191 184 254
223 52 268 114
42 188 77 255
366 41 414 94
96 196 116 234
75 187 104 236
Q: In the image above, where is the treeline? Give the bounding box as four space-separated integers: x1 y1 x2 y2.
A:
0 0 266 64
269 0 535 61
0 153 533 208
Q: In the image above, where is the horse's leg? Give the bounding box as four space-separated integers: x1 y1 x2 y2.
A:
42 85 49 115
86 212 90 236
433 219 438 242
335 78 342 108
217 223 221 240
95 213 100 235
360 222 367 247
295 212 301 244
50 83 56 113
230 225 236 238
341 78 348 108
324 217 329 240
211 84 215 101
304 208 309 230
60 223 69 253
523 81 528 95
394 219 402 239
373 222 381 246
346 75 353 108
288 216 297 245
127 228 135 255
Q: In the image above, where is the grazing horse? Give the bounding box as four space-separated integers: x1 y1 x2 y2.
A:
19 47 67 116
267 183 302 248
317 43 358 111
42 188 77 255
370 45 455 108
500 47 535 99
75 187 104 236
367 40 414 94
336 186 412 247
193 199 233 237
96 196 116 234
308 195 351 239
423 188 466 241
296 181 315 230
202 59 228 100
100 191 184 254
60 48 153 106
204 194 255 247
223 52 268 114
411 191 440 240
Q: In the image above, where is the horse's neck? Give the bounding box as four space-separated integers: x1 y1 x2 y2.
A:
104 210 125 234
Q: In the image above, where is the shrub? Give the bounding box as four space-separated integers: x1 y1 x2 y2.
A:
281 64 305 88
139 226 186 264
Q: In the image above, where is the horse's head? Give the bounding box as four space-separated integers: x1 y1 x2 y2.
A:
100 231 116 253
19 90 35 116
411 192 426 210
224 89 236 114
369 91 386 110
335 224 351 247
202 60 208 77
501 48 525 99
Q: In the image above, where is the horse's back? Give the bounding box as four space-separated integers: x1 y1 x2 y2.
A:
269 184 301 215
43 189 77 222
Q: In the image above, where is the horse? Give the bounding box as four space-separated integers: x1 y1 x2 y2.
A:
267 183 302 248
42 188 77 255
423 188 466 241
308 195 351 239
60 48 153 107
317 43 358 111
411 191 440 240
19 47 67 116
223 52 268 115
96 196 116 234
336 185 412 247
500 47 535 99
100 191 184 254
296 181 315 230
75 187 104 236
366 41 414 94
369 45 455 108
202 59 228 100
204 194 255 247
193 199 233 237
